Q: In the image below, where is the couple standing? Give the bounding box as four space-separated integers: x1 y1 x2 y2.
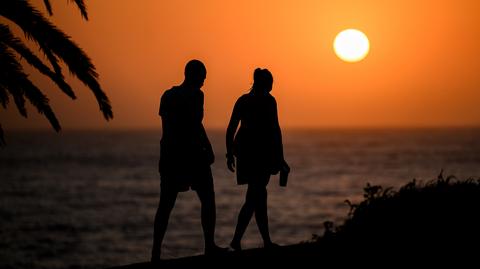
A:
151 59 290 262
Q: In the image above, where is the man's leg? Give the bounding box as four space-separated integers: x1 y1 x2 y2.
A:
195 186 217 252
151 185 178 262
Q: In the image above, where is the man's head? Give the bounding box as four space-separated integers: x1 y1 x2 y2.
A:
184 59 206 88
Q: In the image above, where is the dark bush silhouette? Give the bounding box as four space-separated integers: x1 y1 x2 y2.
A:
319 171 480 258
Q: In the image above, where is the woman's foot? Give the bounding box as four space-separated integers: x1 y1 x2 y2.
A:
229 240 242 251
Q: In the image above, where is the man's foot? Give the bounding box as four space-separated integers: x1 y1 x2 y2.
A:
151 246 161 264
150 255 162 265
205 244 229 255
229 240 242 251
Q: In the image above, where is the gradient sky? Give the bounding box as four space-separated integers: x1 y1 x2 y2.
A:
2 0 480 130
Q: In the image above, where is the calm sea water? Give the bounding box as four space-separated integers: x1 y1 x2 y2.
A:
1 129 479 268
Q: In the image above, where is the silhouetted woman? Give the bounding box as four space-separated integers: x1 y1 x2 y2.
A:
226 68 290 250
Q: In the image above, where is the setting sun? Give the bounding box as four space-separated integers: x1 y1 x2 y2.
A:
334 29 370 62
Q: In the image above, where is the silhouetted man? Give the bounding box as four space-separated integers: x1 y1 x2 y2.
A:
151 59 225 262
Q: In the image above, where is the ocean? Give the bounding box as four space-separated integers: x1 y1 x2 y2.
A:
1 129 479 268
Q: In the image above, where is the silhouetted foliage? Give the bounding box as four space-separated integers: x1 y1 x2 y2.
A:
0 123 4 146
319 171 480 257
0 0 112 146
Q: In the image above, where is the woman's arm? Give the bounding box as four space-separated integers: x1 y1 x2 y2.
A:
272 97 284 160
272 97 289 172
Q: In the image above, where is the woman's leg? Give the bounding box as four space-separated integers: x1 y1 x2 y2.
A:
230 185 257 250
253 177 273 246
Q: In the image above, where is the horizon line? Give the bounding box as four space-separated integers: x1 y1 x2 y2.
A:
5 125 480 133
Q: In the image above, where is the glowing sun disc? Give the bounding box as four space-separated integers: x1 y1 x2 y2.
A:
334 29 370 62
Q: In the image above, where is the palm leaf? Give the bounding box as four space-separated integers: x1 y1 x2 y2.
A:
40 42 63 75
43 0 53 16
11 89 27 117
0 0 113 120
1 43 28 117
22 76 61 131
0 85 9 108
0 123 5 147
0 43 60 131
0 70 28 118
0 23 76 99
1 2 63 77
71 0 88 20
43 0 89 20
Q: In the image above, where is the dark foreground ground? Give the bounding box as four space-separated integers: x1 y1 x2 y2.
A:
109 243 328 268
110 172 480 268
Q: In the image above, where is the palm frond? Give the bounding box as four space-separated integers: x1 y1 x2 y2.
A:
0 85 9 109
0 43 60 131
41 43 62 75
0 23 76 99
1 4 63 77
1 43 28 117
0 123 5 147
1 78 27 118
71 0 88 20
9 85 27 117
0 0 113 120
22 75 61 131
43 0 53 16
42 0 89 21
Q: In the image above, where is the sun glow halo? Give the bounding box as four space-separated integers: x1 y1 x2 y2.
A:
334 29 370 62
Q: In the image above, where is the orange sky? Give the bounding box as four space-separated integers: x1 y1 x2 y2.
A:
2 0 480 130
